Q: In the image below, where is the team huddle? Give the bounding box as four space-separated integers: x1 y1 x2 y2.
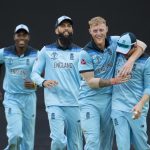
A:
0 15 150 150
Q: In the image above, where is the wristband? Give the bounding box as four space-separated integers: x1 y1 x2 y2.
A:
42 80 47 87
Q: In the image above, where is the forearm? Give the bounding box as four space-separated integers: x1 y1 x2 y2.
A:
30 71 45 87
138 94 150 107
82 71 128 89
128 47 143 63
87 78 111 88
137 40 147 52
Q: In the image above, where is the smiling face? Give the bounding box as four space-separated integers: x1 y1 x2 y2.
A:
88 16 108 50
89 23 108 49
55 21 73 47
14 30 30 49
55 21 73 37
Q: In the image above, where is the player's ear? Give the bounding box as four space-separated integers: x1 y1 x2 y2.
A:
89 28 92 35
55 28 58 34
106 25 108 34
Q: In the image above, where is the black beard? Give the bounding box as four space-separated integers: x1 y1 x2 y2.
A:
57 33 73 49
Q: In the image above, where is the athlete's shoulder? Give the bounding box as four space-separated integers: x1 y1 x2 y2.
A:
3 45 15 55
142 55 150 70
82 41 96 55
139 53 150 61
4 45 15 51
45 43 57 49
70 43 81 52
79 48 92 60
83 41 92 51
143 53 150 64
135 53 150 66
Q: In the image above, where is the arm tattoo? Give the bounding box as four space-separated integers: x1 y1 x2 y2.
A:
99 78 111 88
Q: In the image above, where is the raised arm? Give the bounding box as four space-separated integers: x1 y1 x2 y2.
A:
119 40 147 76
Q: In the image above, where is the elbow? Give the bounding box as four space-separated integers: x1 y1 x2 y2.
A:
30 72 36 83
137 40 147 52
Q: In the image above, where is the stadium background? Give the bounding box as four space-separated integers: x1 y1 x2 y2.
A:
0 0 149 149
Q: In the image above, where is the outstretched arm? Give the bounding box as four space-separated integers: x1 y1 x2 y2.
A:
81 71 130 89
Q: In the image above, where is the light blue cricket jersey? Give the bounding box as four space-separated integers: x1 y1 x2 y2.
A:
0 46 38 94
78 36 119 105
31 43 81 107
112 53 150 116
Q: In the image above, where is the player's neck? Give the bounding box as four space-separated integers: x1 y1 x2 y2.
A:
15 46 27 56
57 39 71 49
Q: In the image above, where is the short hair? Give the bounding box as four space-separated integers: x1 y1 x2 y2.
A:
88 16 107 27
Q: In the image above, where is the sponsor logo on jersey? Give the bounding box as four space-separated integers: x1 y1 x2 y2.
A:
95 63 113 74
54 62 73 68
10 68 28 78
92 55 101 64
81 59 86 64
51 52 58 60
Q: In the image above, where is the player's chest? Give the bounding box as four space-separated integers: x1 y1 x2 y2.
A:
46 51 79 68
4 56 35 69
90 49 115 68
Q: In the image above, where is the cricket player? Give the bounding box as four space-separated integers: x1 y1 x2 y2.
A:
31 15 83 150
0 24 38 150
78 16 147 150
111 32 150 150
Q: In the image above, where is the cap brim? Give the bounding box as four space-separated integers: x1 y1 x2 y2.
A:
56 19 73 27
15 28 29 33
116 46 131 54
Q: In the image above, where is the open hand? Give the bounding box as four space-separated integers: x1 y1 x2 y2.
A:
118 61 134 76
111 75 131 85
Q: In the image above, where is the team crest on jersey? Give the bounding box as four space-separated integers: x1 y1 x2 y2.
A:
92 55 101 64
8 58 13 65
26 59 30 65
81 59 86 64
70 53 74 60
51 52 58 60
